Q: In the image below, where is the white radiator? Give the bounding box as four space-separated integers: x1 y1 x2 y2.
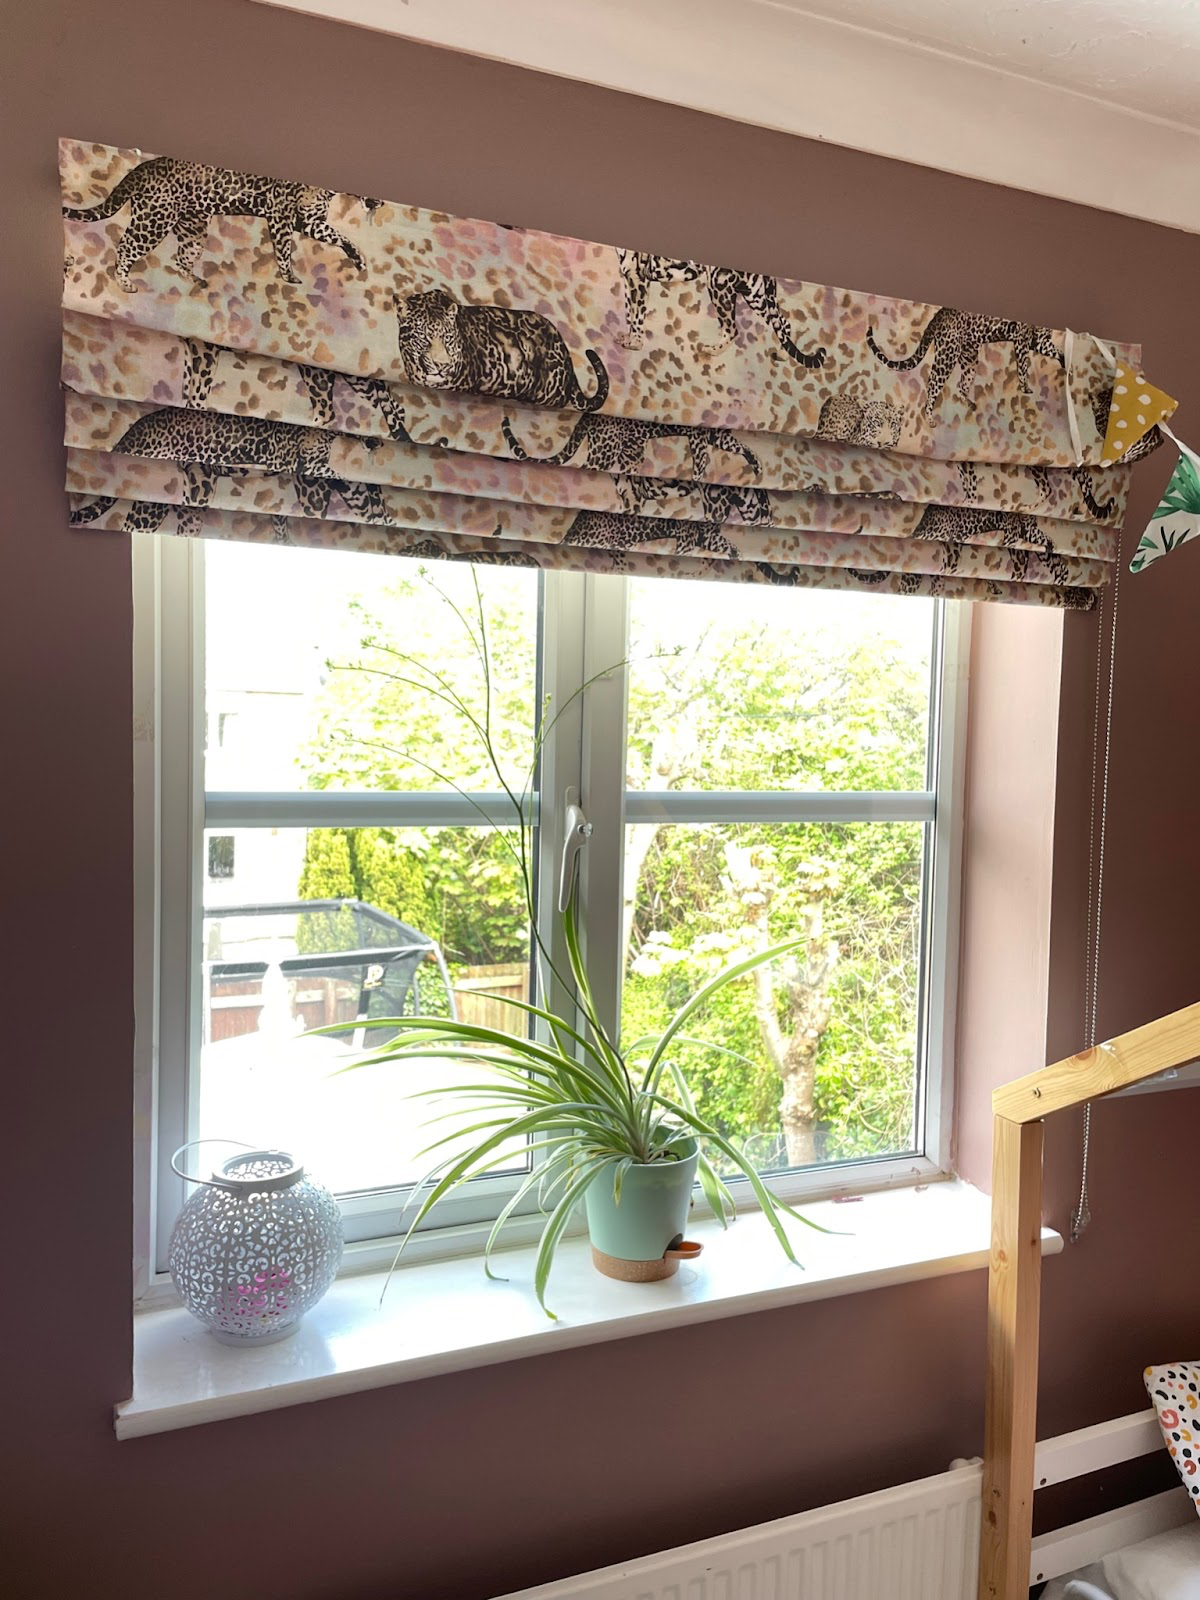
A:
496 1461 984 1600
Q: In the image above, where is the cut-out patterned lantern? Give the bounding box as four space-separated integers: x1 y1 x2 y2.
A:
169 1145 343 1344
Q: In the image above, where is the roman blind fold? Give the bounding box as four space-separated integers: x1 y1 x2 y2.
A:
61 138 1156 609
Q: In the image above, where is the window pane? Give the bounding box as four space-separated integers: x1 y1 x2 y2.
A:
625 581 933 794
204 543 540 795
621 821 923 1172
198 826 532 1195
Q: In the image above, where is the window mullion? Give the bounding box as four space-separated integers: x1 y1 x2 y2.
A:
534 568 587 1039
204 791 537 829
920 599 971 1173
577 573 631 1048
623 790 936 825
153 536 206 1275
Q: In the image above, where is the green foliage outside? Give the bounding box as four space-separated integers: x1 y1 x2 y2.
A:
296 565 934 1170
297 574 533 971
295 822 525 969
296 826 433 945
621 613 928 1166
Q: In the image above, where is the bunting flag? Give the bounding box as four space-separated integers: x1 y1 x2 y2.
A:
1100 363 1178 464
1130 437 1200 573
60 138 1163 610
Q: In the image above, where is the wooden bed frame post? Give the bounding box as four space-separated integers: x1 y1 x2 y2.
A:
978 1115 1044 1600
976 999 1200 1600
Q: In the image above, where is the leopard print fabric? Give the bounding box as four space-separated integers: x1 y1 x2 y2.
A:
181 335 409 441
114 407 389 524
911 504 1069 584
71 496 203 537
397 288 609 412
617 250 826 368
62 139 1143 613
616 250 705 350
117 406 341 476
615 475 772 525
564 510 737 563
501 408 760 481
958 457 1116 521
62 155 376 292
399 538 538 569
815 396 903 449
868 307 1064 415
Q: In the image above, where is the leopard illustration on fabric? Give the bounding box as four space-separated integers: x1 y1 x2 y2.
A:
615 475 772 525
395 538 538 569
616 250 826 367
845 568 889 585
957 457 1116 521
698 482 772 524
564 510 737 564
397 289 609 412
912 504 1069 584
111 407 389 524
62 155 379 293
766 564 945 600
60 139 1138 614
501 409 761 482
868 308 1064 414
180 336 409 441
815 395 903 449
69 495 199 535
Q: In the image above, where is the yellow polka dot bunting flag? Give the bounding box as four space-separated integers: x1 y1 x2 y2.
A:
1130 437 1200 573
1101 364 1178 464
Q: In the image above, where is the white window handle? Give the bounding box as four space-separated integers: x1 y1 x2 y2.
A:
558 787 593 912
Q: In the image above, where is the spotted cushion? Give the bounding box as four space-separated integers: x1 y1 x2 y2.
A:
1145 1363 1200 1513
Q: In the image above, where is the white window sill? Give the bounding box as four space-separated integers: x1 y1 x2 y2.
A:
116 1178 1061 1439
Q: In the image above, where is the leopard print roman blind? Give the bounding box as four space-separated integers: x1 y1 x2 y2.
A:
61 138 1158 609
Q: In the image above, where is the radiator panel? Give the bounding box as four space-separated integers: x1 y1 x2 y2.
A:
495 1463 984 1600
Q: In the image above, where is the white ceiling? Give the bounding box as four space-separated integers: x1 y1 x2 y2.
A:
784 0 1200 128
258 0 1200 231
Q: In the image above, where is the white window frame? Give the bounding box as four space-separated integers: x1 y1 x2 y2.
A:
133 537 968 1302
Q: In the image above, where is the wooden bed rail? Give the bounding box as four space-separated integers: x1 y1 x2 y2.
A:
977 999 1200 1600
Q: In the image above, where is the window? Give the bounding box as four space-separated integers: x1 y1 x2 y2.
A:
138 536 965 1280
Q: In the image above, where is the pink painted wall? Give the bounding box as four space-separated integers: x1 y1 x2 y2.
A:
955 604 1063 1189
5 4 1200 1595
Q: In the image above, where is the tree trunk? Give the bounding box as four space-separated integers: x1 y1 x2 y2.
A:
724 845 836 1169
779 1035 820 1167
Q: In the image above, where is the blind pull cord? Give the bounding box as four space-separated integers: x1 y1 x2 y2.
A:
1072 536 1122 1243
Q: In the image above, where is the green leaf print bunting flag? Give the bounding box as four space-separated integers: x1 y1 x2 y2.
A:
1131 437 1200 573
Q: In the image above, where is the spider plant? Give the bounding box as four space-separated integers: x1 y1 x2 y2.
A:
324 571 827 1317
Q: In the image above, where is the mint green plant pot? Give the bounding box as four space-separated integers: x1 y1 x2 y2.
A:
584 1138 701 1282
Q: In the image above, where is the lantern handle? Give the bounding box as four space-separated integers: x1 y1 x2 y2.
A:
171 1138 257 1186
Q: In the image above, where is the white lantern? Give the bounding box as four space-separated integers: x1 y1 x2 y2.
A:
169 1144 343 1344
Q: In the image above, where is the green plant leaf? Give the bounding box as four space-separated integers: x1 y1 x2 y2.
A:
482 1146 579 1280
642 937 806 1089
393 1100 617 1244
326 1016 637 1127
609 1156 633 1207
695 1148 737 1228
532 1157 609 1319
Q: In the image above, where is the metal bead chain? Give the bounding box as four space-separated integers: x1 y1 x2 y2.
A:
1071 551 1121 1243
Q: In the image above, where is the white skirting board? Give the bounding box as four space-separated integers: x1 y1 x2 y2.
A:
493 1410 1195 1600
